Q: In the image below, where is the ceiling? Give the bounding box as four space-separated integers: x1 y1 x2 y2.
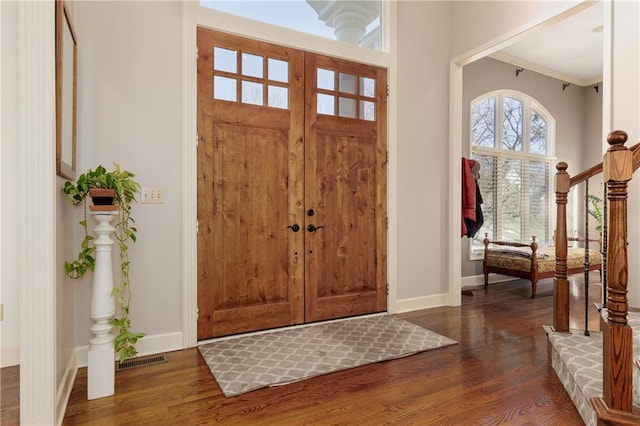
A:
490 2 604 87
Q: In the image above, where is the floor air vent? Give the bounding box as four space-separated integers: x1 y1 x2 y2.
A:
116 354 167 371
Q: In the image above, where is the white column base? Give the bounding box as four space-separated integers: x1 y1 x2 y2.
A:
87 349 115 400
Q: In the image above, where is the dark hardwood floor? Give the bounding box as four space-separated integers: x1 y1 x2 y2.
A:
3 276 602 425
0 363 19 424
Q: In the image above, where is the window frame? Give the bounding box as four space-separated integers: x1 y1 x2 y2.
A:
468 90 556 260
200 1 384 53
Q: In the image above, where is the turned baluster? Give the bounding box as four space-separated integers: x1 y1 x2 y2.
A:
554 162 570 332
88 209 118 400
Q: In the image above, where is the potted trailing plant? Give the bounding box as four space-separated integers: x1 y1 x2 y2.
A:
63 163 144 361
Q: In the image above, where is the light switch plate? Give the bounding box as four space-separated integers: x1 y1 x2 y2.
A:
141 187 165 204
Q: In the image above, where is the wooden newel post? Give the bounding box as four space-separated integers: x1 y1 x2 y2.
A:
591 130 639 422
554 161 570 332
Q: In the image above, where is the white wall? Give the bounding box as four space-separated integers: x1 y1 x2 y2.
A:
609 0 640 307
55 0 79 398
1 0 20 367
449 1 583 61
56 173 77 414
395 1 450 301
73 1 183 348
583 81 604 167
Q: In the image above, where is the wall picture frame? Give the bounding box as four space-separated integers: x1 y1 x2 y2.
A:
56 0 77 180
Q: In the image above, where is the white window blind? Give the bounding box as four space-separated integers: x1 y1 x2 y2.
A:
470 91 555 257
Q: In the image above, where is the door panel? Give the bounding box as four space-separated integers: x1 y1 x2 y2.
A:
305 131 378 318
304 54 388 322
197 28 304 339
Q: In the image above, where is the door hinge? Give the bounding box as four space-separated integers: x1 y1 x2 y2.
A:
386 217 389 229
196 220 199 234
386 283 389 295
386 150 389 163
196 133 199 147
386 84 389 97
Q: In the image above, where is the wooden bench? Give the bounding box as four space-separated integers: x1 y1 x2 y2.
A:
482 234 602 298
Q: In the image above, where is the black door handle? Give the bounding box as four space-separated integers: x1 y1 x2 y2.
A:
307 224 324 232
287 224 300 232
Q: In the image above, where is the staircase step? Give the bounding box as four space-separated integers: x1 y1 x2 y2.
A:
547 311 640 425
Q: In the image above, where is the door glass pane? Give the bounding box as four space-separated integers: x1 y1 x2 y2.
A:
360 77 375 97
503 97 523 151
359 100 375 121
213 76 237 101
339 72 356 94
268 85 288 109
214 47 237 73
242 81 263 105
530 109 548 154
268 58 288 83
317 94 334 115
242 53 263 78
338 97 356 118
317 68 334 91
201 1 383 52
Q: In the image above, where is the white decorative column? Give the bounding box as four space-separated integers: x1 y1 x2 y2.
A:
18 0 57 423
306 0 379 45
87 209 118 400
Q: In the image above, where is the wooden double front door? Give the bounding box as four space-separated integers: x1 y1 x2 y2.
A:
197 28 387 339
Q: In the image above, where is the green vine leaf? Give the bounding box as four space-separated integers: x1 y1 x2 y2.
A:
587 193 604 232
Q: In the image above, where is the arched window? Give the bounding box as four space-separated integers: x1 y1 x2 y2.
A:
470 90 556 256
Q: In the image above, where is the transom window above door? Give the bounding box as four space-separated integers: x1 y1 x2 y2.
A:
212 46 290 109
200 1 382 51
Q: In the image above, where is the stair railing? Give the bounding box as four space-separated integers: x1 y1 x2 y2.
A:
552 169 603 335
554 130 640 423
554 136 640 332
590 131 640 423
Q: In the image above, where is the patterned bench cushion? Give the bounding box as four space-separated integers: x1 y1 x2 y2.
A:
486 246 602 273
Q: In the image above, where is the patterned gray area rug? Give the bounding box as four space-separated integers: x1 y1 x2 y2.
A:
198 314 457 397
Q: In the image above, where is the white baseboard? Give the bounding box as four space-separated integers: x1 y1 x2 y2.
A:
396 275 520 314
75 331 184 367
396 292 449 314
461 273 516 289
56 349 77 426
1 344 19 367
